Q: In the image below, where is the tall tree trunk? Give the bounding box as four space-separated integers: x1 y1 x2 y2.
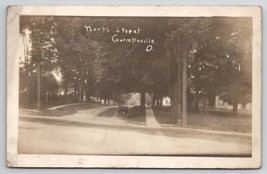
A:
233 101 238 115
209 93 216 109
156 97 159 108
152 94 155 108
79 60 85 103
85 84 91 103
64 86 68 96
181 53 187 127
74 79 78 101
140 91 146 113
159 96 163 108
37 61 41 110
170 35 185 125
46 92 49 102
26 83 31 106
195 87 199 112
22 33 31 107
170 62 182 124
78 81 83 103
85 91 90 103
104 98 108 105
37 41 44 110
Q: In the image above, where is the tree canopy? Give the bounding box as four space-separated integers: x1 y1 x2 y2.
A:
19 16 252 116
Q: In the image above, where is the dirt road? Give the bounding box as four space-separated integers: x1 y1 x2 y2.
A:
18 104 251 156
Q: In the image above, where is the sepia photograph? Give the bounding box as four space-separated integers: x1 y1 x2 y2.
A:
7 6 261 168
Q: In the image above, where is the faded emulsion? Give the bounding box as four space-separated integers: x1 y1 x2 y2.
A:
16 16 253 158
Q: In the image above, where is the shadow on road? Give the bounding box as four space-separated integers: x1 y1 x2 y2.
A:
119 114 147 126
97 108 118 117
152 107 174 125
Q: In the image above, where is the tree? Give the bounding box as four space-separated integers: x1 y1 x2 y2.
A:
164 18 213 124
19 16 58 109
19 16 252 118
55 17 104 103
192 17 252 114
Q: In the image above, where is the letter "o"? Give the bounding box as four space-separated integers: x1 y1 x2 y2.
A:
146 45 153 52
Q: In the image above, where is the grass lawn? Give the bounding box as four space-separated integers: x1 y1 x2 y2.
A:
153 107 252 134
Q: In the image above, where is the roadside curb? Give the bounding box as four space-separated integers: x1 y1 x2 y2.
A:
159 126 251 138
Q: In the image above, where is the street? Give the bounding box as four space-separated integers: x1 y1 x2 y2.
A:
18 104 251 156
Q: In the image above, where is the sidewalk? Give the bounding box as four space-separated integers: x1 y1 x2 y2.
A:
146 107 161 128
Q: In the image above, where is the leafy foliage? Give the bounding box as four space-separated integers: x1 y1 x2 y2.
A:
19 16 252 116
